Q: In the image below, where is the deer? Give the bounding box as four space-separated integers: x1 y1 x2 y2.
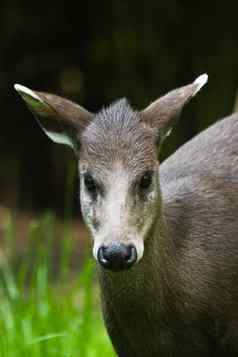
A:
14 73 238 356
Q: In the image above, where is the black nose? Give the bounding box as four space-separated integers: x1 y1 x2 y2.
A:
97 242 137 271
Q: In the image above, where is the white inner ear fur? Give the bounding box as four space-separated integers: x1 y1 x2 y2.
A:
44 131 75 148
193 73 208 96
14 84 44 103
14 83 76 150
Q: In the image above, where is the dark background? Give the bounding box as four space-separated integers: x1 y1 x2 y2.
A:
1 1 238 216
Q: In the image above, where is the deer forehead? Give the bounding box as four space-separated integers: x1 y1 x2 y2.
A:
79 98 156 165
79 128 157 183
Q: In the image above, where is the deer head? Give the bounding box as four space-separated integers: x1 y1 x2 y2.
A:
14 74 208 271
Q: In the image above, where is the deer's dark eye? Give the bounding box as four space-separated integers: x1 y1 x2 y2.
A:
139 171 153 191
84 173 97 195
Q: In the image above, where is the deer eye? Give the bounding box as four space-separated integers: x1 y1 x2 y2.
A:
139 171 153 191
84 173 97 196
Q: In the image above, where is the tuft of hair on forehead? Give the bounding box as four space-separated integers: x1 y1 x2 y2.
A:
96 98 139 131
80 98 157 174
81 97 142 148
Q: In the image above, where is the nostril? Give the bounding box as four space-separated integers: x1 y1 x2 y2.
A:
125 245 137 265
102 245 114 261
97 246 110 266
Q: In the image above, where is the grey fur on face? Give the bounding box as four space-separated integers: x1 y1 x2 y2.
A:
79 99 160 261
14 76 207 269
19 76 238 357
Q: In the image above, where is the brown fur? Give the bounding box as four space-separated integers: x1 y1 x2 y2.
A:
98 113 238 357
16 76 238 356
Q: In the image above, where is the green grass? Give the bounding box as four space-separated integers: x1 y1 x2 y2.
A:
0 212 115 357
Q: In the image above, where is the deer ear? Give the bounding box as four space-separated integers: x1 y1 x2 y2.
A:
14 84 94 152
141 74 208 142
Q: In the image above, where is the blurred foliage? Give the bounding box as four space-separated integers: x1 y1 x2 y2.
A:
0 0 238 213
0 212 114 356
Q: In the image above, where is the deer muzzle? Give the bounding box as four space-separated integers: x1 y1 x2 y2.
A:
97 242 137 271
